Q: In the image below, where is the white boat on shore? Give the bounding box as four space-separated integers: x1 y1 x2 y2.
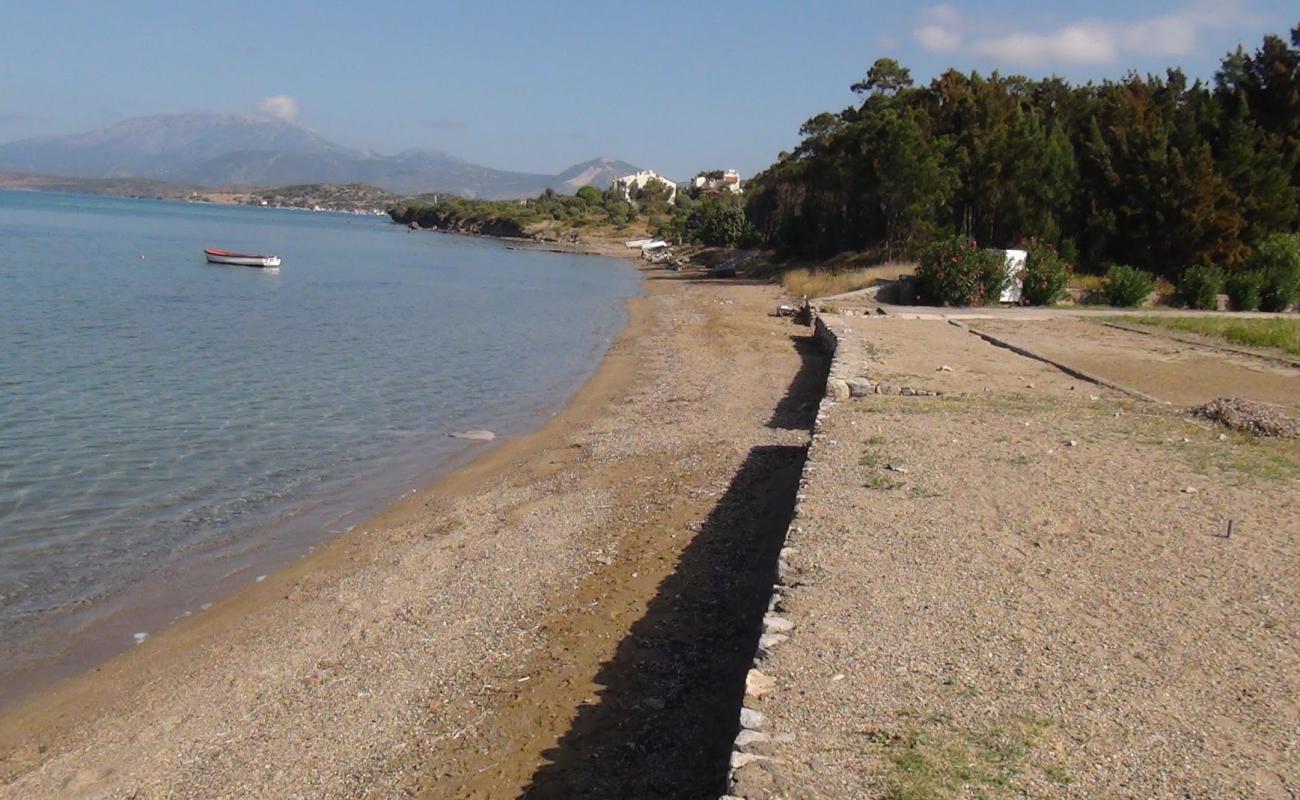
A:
203 248 281 268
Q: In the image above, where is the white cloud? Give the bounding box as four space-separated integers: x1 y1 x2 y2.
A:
969 22 1118 65
913 2 1245 68
257 94 299 122
916 24 963 53
920 4 963 28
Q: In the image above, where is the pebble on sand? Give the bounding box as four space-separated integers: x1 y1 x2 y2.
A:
449 430 496 442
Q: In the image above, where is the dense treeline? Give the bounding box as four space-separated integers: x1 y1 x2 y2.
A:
389 186 644 238
745 25 1300 278
389 178 759 248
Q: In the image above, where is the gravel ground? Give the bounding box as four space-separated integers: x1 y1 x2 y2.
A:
0 267 821 799
742 315 1300 799
970 318 1300 409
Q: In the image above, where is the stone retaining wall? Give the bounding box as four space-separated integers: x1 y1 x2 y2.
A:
720 311 839 799
720 310 951 797
721 310 947 797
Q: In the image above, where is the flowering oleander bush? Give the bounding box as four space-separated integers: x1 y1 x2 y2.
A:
915 235 1008 306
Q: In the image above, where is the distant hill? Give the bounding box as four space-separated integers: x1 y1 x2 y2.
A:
0 113 642 199
0 170 206 199
249 183 399 212
551 157 642 193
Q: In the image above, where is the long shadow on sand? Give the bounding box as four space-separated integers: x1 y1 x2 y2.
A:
645 272 776 287
520 442 810 798
517 319 826 798
768 334 829 430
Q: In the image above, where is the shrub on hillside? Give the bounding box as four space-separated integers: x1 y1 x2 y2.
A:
1103 264 1156 307
1020 241 1072 305
915 236 1008 306
1178 264 1225 310
1225 270 1264 311
683 195 758 247
1250 233 1300 312
575 186 604 205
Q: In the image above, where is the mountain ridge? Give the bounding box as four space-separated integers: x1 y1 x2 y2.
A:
0 113 641 199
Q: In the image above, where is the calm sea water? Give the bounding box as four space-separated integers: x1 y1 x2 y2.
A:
0 191 639 698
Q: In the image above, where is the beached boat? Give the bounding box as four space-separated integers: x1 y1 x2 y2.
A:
203 248 281 268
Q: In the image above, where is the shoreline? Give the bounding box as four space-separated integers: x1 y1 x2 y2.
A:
0 232 648 715
0 252 816 798
0 437 489 711
0 241 656 746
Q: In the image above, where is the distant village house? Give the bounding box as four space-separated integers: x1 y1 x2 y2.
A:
612 170 677 203
691 169 742 194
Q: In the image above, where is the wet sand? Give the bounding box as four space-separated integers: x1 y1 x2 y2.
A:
0 261 823 798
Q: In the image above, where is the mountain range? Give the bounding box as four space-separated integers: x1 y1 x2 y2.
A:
0 113 640 199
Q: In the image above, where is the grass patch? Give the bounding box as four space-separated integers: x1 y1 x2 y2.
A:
1069 274 1106 292
860 437 903 488
875 713 1060 800
865 474 905 490
1129 414 1300 484
851 396 951 415
1115 315 1300 356
859 450 887 467
783 261 915 299
1184 432 1300 483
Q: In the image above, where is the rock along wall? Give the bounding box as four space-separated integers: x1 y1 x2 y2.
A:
720 310 838 799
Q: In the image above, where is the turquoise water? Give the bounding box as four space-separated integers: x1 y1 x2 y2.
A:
0 191 639 696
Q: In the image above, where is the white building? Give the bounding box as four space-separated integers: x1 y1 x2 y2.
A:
691 169 742 194
612 170 677 203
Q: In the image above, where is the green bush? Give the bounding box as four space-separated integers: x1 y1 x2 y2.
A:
1103 264 1156 307
683 195 757 247
1178 264 1225 310
916 236 1008 306
575 186 604 205
1020 241 1072 305
1249 233 1300 312
1225 270 1264 311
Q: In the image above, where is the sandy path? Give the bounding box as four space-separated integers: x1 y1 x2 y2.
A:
970 318 1300 408
743 316 1300 798
0 268 823 798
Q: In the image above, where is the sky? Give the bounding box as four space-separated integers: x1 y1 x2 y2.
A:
0 1 1294 179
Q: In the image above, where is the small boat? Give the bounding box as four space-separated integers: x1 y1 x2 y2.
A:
203 248 281 268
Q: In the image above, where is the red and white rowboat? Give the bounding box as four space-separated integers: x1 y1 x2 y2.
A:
203 248 282 268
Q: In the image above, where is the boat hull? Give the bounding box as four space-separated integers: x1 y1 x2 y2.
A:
203 249 281 268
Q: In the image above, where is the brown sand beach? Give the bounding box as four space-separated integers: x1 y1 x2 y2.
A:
0 258 824 798
3 242 1297 799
